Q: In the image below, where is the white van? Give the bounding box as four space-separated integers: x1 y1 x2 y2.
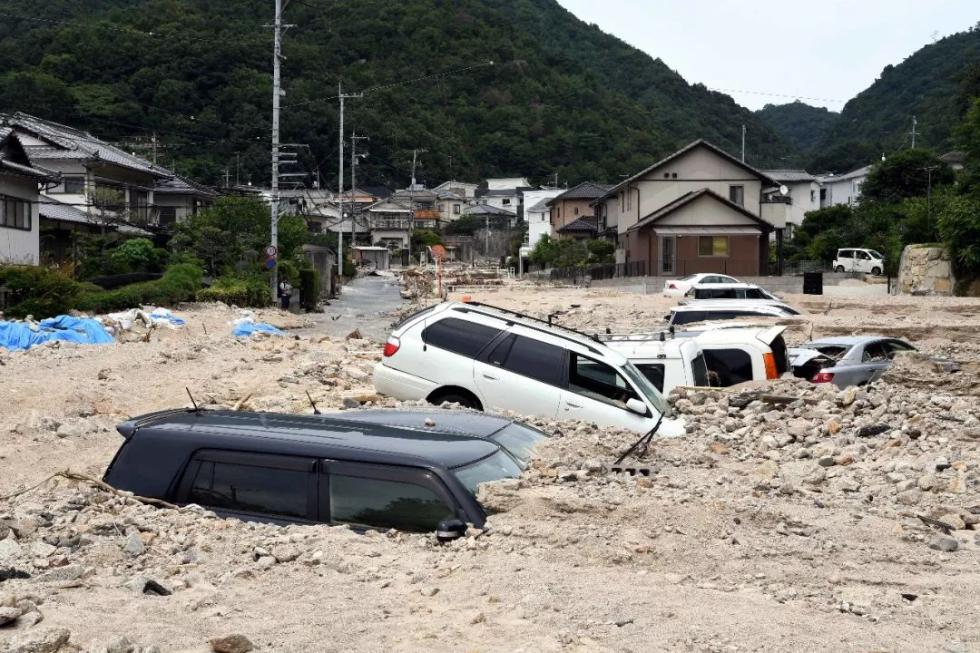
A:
373 301 684 436
602 325 789 393
833 248 884 275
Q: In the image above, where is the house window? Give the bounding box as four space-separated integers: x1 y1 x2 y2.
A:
158 206 177 227
619 191 624 210
0 194 31 231
453 204 460 215
60 176 85 194
502 198 511 205
728 185 744 206
698 236 729 257
810 189 816 202
574 207 579 216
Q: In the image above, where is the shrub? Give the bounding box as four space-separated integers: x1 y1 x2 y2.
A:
197 275 272 307
0 265 84 319
76 263 203 313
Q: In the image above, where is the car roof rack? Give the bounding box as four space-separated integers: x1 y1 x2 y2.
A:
453 301 605 352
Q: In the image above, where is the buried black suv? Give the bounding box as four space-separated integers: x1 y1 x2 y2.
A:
103 408 544 537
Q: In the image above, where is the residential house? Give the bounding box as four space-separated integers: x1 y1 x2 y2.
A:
433 180 478 199
0 131 58 265
817 165 871 208
366 199 413 251
521 188 563 251
153 174 217 228
595 140 788 277
548 181 611 240
390 188 441 231
760 169 820 234
477 177 532 219
462 202 517 228
486 177 531 191
1 112 173 263
435 190 468 223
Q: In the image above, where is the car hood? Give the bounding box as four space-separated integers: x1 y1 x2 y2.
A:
656 417 686 440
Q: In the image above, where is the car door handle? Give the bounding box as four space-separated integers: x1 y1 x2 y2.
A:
482 373 498 381
566 402 582 409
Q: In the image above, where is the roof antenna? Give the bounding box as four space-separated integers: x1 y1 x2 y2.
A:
306 391 322 415
185 387 200 412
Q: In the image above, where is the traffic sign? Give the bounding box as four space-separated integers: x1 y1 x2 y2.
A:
264 245 278 258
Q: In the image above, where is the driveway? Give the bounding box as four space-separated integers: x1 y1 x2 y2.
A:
306 272 405 341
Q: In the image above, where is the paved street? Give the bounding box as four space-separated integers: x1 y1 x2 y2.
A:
305 272 405 341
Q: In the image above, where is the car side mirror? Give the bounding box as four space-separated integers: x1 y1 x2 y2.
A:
626 398 648 416
436 517 467 543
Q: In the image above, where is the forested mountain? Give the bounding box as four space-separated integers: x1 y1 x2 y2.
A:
755 101 839 158
0 0 795 188
809 25 980 173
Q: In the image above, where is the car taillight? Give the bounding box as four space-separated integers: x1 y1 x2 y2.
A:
812 371 835 383
667 283 677 289
382 336 400 357
763 352 778 379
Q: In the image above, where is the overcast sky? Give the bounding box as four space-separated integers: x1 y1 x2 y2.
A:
557 0 979 112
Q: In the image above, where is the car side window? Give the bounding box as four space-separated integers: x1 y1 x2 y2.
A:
702 348 753 386
636 363 666 392
696 288 735 299
838 250 852 259
886 340 916 354
568 352 638 408
184 454 313 520
498 335 566 385
328 473 452 533
422 317 502 358
485 334 515 366
857 251 870 260
862 342 889 362
745 288 765 299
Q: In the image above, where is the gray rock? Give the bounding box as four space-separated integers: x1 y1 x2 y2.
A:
7 628 71 653
929 535 959 552
0 605 23 626
0 536 23 561
55 420 87 439
122 532 145 557
341 397 360 409
106 636 136 653
817 456 836 468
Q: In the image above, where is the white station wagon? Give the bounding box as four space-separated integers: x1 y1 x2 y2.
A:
374 301 684 436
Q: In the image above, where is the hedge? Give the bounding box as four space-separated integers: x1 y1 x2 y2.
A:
75 264 203 314
0 266 87 319
196 275 272 307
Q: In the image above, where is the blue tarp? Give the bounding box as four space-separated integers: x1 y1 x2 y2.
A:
149 308 186 327
0 315 115 352
232 321 285 338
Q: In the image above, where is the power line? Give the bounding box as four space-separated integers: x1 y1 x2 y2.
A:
707 86 847 106
0 10 238 44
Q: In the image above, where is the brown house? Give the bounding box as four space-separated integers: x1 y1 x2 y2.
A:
548 181 610 238
595 140 788 276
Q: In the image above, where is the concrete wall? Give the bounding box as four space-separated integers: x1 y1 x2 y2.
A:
589 273 864 294
0 174 40 265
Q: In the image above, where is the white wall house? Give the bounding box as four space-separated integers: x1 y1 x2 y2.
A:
521 188 563 251
817 165 872 208
761 169 821 232
0 131 56 266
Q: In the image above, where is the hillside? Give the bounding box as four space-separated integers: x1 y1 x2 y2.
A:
810 26 980 172
0 0 795 188
755 101 839 157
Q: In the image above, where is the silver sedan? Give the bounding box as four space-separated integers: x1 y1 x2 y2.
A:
788 336 917 388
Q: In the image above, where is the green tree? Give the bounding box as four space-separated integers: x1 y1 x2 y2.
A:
938 194 980 279
587 239 615 265
860 149 954 203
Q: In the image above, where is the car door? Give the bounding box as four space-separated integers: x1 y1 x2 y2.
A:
860 340 891 383
855 250 872 273
558 351 654 431
472 333 564 419
837 249 853 271
320 461 465 532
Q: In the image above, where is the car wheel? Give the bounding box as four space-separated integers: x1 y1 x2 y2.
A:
834 266 844 273
428 389 483 411
871 266 881 276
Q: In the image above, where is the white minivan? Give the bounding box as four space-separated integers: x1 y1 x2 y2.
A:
833 248 884 275
374 301 684 436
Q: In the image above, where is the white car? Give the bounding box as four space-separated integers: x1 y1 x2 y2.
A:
667 300 801 327
833 248 884 275
603 325 789 393
374 301 684 436
684 282 778 301
663 273 740 297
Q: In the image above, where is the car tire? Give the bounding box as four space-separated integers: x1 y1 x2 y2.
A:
834 265 844 273
428 389 483 411
871 267 881 276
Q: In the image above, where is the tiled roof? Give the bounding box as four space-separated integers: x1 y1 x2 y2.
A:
2 112 171 178
38 197 91 225
464 203 515 216
526 199 551 213
557 217 598 233
761 169 816 183
154 174 217 196
549 181 612 203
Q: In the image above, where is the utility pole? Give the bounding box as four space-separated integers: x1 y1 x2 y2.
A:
223 168 231 188
269 0 284 303
151 132 158 165
350 131 369 249
408 148 427 262
741 125 746 162
336 83 362 276
911 116 918 148
922 165 937 222
236 153 241 186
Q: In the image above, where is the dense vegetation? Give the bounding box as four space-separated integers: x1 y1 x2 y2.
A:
808 26 980 173
754 101 839 159
0 0 794 188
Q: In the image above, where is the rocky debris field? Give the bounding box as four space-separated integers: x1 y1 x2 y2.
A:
2 288 980 651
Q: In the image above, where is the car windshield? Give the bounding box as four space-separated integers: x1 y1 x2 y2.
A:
869 250 883 259
491 423 546 468
679 274 698 281
453 450 522 496
621 361 668 415
801 344 850 360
